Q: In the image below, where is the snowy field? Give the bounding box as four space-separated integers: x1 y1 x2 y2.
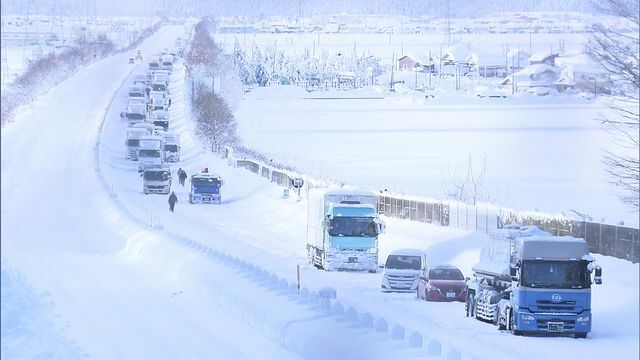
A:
2 23 638 360
234 87 633 226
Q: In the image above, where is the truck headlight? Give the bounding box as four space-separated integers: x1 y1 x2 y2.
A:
577 316 590 323
521 314 535 321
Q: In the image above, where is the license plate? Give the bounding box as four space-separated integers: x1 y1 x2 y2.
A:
348 257 358 263
446 292 456 298
548 322 564 332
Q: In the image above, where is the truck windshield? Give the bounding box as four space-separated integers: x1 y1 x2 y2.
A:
329 217 377 237
385 255 421 270
143 171 170 181
521 260 591 289
126 139 140 147
139 149 160 158
429 268 464 280
126 113 145 120
164 144 178 152
192 177 220 187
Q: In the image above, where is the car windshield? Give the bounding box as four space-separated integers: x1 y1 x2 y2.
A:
143 171 169 181
165 144 178 152
126 139 139 147
328 217 377 237
385 255 422 270
521 260 591 289
153 84 166 91
429 268 464 280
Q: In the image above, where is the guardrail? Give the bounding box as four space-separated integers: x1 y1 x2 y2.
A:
229 151 639 263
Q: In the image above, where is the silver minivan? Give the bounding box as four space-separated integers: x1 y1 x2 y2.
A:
380 249 428 292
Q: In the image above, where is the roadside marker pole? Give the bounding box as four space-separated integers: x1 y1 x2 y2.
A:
296 265 301 295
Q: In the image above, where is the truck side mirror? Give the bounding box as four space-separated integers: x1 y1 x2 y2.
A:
594 265 602 285
509 265 518 281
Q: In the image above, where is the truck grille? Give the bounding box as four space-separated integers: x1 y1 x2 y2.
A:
533 300 577 312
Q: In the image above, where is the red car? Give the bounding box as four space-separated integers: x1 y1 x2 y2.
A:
417 265 467 302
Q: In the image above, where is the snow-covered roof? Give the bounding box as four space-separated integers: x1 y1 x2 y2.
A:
528 52 559 62
518 63 559 75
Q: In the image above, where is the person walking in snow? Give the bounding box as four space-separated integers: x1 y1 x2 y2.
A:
178 169 187 186
168 191 178 212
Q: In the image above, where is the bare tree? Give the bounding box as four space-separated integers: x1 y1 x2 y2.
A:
443 153 487 205
193 85 238 153
586 0 640 211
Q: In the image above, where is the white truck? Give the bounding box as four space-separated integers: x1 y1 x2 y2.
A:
121 103 147 126
137 135 164 172
163 132 180 162
152 110 169 131
125 127 149 160
306 188 385 272
142 167 172 194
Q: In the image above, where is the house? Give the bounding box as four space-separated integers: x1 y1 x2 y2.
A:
397 54 435 72
556 54 613 94
501 63 560 92
528 52 560 66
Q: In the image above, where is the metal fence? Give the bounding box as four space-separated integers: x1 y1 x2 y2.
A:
232 156 639 264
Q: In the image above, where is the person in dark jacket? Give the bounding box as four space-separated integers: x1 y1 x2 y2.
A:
168 191 178 212
178 169 187 186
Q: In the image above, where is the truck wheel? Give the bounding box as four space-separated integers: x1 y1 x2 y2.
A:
368 269 377 274
575 332 587 339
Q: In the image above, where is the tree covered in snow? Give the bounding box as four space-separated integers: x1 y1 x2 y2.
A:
193 83 238 153
586 0 639 212
232 44 382 88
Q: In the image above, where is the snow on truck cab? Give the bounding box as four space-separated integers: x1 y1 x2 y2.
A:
306 189 385 273
381 249 428 292
465 225 602 338
189 168 223 204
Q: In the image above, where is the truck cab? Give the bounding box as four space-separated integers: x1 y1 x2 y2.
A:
189 169 223 204
163 132 180 162
307 189 385 272
137 135 164 172
121 104 147 125
142 168 172 194
152 110 169 131
125 127 148 160
466 226 602 338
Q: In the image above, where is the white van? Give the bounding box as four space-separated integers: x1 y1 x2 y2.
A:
380 249 428 292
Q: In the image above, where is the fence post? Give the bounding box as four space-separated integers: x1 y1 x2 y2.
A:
599 223 603 256
614 226 619 259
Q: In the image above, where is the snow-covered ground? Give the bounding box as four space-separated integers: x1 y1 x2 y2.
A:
2 24 638 360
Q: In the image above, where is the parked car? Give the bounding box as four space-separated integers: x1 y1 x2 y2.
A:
380 249 428 292
417 264 467 302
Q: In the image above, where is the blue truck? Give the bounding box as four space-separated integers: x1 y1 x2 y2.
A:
306 188 385 273
465 225 603 338
189 169 224 204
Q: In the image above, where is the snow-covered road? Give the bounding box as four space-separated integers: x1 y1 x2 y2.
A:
2 24 638 360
